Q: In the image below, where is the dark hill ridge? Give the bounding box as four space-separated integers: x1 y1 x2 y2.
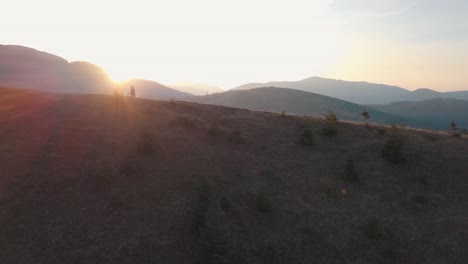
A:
1 87 467 263
0 44 191 99
369 98 468 130
233 76 468 104
190 87 424 127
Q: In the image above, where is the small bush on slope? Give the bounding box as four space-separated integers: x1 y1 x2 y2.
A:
381 126 406 165
300 128 315 146
137 132 155 156
256 192 273 213
344 158 359 183
322 111 338 137
227 128 245 144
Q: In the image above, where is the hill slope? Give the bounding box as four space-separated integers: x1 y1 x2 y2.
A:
1 87 467 263
190 87 417 126
369 98 468 130
233 77 468 104
0 45 190 100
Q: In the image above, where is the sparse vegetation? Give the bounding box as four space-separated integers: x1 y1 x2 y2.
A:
220 196 232 212
279 110 287 118
300 128 315 145
450 120 461 137
461 128 468 136
344 157 359 183
361 110 370 128
136 132 155 156
192 180 240 264
381 126 406 164
363 218 392 240
261 169 283 188
256 192 273 212
193 179 212 232
171 116 196 129
322 111 338 136
227 128 245 144
2 89 468 263
207 124 225 137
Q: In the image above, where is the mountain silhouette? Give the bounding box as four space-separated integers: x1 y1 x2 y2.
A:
190 87 413 125
0 44 190 99
369 98 468 130
167 82 223 96
233 76 468 104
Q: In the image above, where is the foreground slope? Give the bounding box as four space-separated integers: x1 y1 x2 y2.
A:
1 88 467 264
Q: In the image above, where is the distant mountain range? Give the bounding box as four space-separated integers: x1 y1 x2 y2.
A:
189 87 415 126
369 98 468 130
166 82 223 96
0 45 192 100
2 44 468 131
233 77 468 105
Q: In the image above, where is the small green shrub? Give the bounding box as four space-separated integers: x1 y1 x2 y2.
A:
381 134 406 165
361 110 370 128
120 156 141 175
363 218 391 240
377 128 386 136
220 196 232 212
137 133 155 156
381 126 406 164
324 111 338 124
450 120 459 137
299 117 314 129
261 169 282 186
300 129 315 146
321 125 337 137
207 124 224 137
322 111 338 137
256 192 273 213
227 128 245 144
344 158 359 183
193 179 211 231
171 116 196 129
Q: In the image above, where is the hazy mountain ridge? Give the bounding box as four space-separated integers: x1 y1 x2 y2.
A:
190 87 416 126
0 45 190 99
167 82 223 96
233 77 468 104
369 98 468 130
122 79 193 100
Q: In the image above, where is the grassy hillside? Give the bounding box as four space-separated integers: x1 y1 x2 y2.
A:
190 87 419 126
1 88 467 264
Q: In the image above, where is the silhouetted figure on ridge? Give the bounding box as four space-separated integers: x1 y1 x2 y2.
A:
130 86 136 98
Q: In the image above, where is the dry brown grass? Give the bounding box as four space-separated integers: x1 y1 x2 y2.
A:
0 87 467 263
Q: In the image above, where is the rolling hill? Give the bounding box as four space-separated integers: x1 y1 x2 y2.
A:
369 98 468 130
233 77 468 105
189 87 420 127
0 87 467 263
0 44 190 100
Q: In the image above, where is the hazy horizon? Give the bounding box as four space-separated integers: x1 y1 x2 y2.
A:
1 0 467 91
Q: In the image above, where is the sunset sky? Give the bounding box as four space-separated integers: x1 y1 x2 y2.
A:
1 0 467 91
